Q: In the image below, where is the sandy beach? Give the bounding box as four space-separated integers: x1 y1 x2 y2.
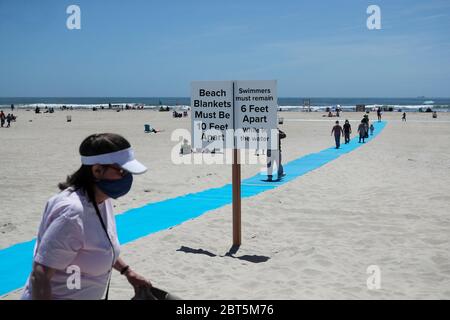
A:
1 109 450 299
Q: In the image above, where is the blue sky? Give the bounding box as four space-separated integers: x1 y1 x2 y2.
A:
0 0 449 97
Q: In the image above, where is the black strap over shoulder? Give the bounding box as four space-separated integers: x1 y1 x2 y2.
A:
92 201 115 300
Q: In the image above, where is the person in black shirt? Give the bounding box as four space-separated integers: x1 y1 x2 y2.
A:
362 115 370 138
343 119 352 144
358 120 368 143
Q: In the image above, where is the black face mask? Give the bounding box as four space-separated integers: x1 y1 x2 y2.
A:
96 173 133 199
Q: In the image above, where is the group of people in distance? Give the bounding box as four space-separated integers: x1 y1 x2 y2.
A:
331 114 374 149
172 110 188 118
0 110 16 128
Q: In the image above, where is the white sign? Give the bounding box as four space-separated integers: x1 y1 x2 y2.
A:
191 81 233 150
191 80 277 151
234 80 277 150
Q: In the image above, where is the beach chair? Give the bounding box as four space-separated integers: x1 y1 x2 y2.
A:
144 124 151 133
66 115 72 122
181 144 191 154
278 117 284 125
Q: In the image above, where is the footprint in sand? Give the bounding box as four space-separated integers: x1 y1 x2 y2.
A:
312 254 333 267
302 268 323 276
301 247 315 256
315 259 333 267
0 222 16 234
421 238 448 245
429 195 450 202
293 259 307 268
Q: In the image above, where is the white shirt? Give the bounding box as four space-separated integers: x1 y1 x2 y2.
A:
21 188 121 300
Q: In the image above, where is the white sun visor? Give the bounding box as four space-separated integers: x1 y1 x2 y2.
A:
81 147 147 174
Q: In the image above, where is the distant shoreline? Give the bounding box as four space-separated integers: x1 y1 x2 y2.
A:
3 106 448 113
1 97 450 112
2 104 449 113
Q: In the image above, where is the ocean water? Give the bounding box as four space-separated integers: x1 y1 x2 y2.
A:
0 97 449 112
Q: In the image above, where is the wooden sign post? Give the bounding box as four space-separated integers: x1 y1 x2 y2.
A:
191 80 277 246
231 81 241 246
232 148 241 245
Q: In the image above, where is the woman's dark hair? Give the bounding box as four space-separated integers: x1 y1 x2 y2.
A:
58 133 131 203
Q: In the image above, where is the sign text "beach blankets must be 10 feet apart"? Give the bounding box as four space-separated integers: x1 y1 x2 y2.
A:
191 80 278 151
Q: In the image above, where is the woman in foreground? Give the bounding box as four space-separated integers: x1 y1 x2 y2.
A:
22 133 152 300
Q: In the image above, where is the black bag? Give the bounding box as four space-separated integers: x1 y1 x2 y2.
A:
132 286 181 300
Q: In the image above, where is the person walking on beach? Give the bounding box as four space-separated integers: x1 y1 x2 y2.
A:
377 108 382 122
402 112 407 122
370 124 375 136
267 128 286 181
362 115 370 139
358 120 367 143
0 110 5 128
331 121 344 149
343 119 352 144
6 113 12 128
21 133 152 300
